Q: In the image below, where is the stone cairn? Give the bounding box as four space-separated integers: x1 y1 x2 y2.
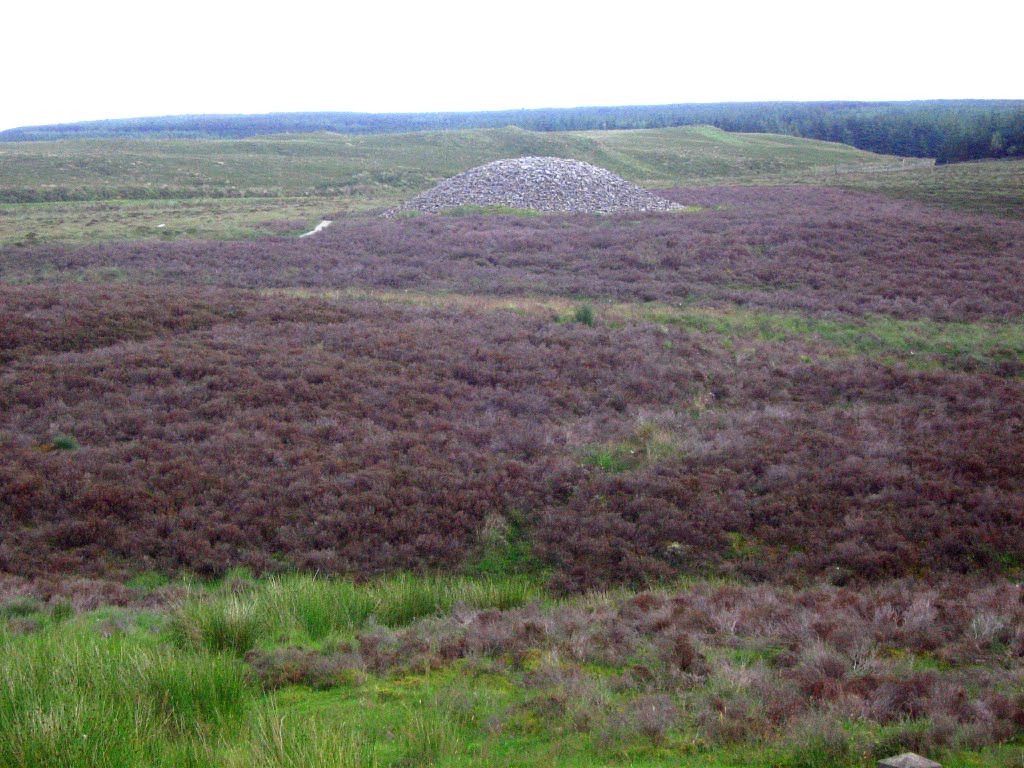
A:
386 156 683 216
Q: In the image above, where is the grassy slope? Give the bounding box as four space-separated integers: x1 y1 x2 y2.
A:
3 126 1022 247
0 126 899 245
829 157 1024 219
0 126 894 199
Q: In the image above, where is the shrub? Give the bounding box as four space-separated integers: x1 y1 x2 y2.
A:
573 303 595 326
659 631 701 673
49 434 80 451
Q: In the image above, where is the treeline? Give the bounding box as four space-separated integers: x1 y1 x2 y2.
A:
3 101 1023 163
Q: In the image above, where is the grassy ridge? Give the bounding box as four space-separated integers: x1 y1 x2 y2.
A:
0 197 349 248
1 126 1020 247
0 125 895 203
6 127 1022 248
0 125 901 245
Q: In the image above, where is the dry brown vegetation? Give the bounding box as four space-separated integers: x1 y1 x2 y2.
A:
1 279 1021 588
6 187 1024 321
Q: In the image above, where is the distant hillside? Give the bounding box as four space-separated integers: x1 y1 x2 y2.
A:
0 125 903 204
3 100 1023 163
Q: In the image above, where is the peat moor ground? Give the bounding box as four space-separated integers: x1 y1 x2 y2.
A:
1 129 1024 767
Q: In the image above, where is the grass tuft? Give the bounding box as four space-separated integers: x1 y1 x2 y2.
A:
48 434 80 451
235 706 377 768
0 627 251 768
170 596 264 656
169 573 544 653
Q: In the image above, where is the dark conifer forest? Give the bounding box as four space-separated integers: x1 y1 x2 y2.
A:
3 100 1024 163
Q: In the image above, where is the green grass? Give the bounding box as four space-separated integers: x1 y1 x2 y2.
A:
0 196 363 247
0 626 251 768
239 705 377 768
3 575 1023 767
637 304 1024 372
828 157 1024 219
439 204 542 217
582 445 640 473
170 573 545 654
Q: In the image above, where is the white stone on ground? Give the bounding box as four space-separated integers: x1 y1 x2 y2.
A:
299 220 333 238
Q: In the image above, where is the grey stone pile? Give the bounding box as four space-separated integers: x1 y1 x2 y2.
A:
387 156 682 215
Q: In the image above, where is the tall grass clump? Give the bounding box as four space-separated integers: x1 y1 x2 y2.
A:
368 573 541 626
142 650 251 735
236 706 377 768
171 573 543 651
170 595 264 655
48 433 80 452
258 576 378 641
0 627 251 768
398 708 464 766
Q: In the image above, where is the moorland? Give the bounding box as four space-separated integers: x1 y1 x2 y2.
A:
1 124 1023 768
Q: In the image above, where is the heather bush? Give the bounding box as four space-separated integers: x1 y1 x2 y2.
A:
598 693 681 748
246 646 365 690
0 286 1019 585
2 251 1023 589
7 187 1023 321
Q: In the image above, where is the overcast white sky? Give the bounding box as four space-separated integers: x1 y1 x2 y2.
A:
2 0 1020 131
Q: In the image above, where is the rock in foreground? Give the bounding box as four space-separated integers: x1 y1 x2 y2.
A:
390 156 683 215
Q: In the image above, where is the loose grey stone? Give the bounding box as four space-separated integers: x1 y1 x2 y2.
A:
878 753 942 768
386 156 683 216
